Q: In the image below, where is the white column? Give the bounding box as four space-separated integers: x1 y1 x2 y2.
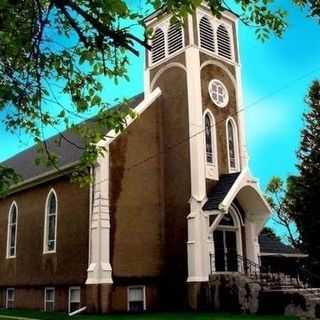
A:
86 147 113 285
185 38 209 282
245 220 259 266
187 200 210 282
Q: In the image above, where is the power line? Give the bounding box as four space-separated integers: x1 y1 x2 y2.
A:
93 64 320 186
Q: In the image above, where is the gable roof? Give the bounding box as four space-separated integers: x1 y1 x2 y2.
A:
2 93 144 183
202 172 240 211
259 233 307 257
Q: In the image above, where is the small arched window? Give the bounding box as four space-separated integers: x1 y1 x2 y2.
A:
199 16 215 52
205 112 216 164
7 202 18 258
151 28 166 63
226 118 239 171
44 189 58 253
217 24 232 60
167 22 184 55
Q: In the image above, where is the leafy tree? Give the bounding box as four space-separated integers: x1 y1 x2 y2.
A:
265 176 300 248
0 0 319 196
286 80 320 274
261 226 282 242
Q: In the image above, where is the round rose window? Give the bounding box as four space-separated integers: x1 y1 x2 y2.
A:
208 79 229 108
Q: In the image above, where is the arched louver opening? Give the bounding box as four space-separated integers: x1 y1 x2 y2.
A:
199 16 215 52
167 22 183 55
217 24 232 60
151 28 166 63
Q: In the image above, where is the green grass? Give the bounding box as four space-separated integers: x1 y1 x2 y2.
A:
0 310 298 320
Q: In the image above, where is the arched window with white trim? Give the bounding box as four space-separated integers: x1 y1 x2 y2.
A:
226 117 239 172
199 16 215 52
217 24 232 60
44 189 58 253
167 22 184 55
204 110 218 180
151 28 166 64
204 112 216 165
7 202 18 258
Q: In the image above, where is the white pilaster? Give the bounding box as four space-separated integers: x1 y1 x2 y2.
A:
245 220 259 266
235 19 249 169
185 22 209 282
185 46 206 202
86 147 113 285
187 200 210 282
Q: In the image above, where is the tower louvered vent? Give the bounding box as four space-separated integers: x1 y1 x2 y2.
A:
151 28 166 63
217 24 232 60
199 16 215 52
167 23 184 55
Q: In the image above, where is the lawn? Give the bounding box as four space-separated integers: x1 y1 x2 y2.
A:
0 310 298 320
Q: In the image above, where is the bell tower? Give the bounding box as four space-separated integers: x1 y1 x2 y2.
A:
143 3 249 309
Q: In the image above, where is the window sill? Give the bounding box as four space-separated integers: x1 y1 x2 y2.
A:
206 164 218 180
43 250 56 255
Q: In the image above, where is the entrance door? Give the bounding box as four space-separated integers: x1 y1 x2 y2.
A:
214 229 238 272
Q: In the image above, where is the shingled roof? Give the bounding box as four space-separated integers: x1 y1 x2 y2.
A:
259 233 306 257
2 93 144 183
202 172 240 211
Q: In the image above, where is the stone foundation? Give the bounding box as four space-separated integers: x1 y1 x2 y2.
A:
209 273 261 313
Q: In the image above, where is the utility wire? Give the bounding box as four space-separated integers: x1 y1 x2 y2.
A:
91 64 320 186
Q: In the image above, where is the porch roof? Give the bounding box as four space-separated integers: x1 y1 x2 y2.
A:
202 172 240 211
202 168 272 232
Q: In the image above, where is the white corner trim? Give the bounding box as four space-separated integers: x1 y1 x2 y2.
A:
99 87 162 147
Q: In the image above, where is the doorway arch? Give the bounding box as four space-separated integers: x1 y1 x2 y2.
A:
212 205 243 272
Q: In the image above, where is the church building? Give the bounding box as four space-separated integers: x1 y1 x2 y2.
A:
0 4 271 313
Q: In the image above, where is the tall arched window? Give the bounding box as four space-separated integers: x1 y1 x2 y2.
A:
226 118 239 172
7 202 18 258
44 189 58 253
151 28 166 64
217 24 232 60
199 16 215 52
204 112 215 164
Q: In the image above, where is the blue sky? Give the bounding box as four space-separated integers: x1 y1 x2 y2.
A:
1 2 320 236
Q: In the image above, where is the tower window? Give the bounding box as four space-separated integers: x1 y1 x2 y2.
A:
204 113 215 164
208 79 229 108
167 22 184 55
217 24 232 60
43 189 58 253
226 118 239 172
151 28 166 64
199 16 215 52
7 202 18 258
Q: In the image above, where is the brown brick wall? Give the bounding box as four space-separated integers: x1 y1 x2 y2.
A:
0 176 89 287
0 285 85 312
